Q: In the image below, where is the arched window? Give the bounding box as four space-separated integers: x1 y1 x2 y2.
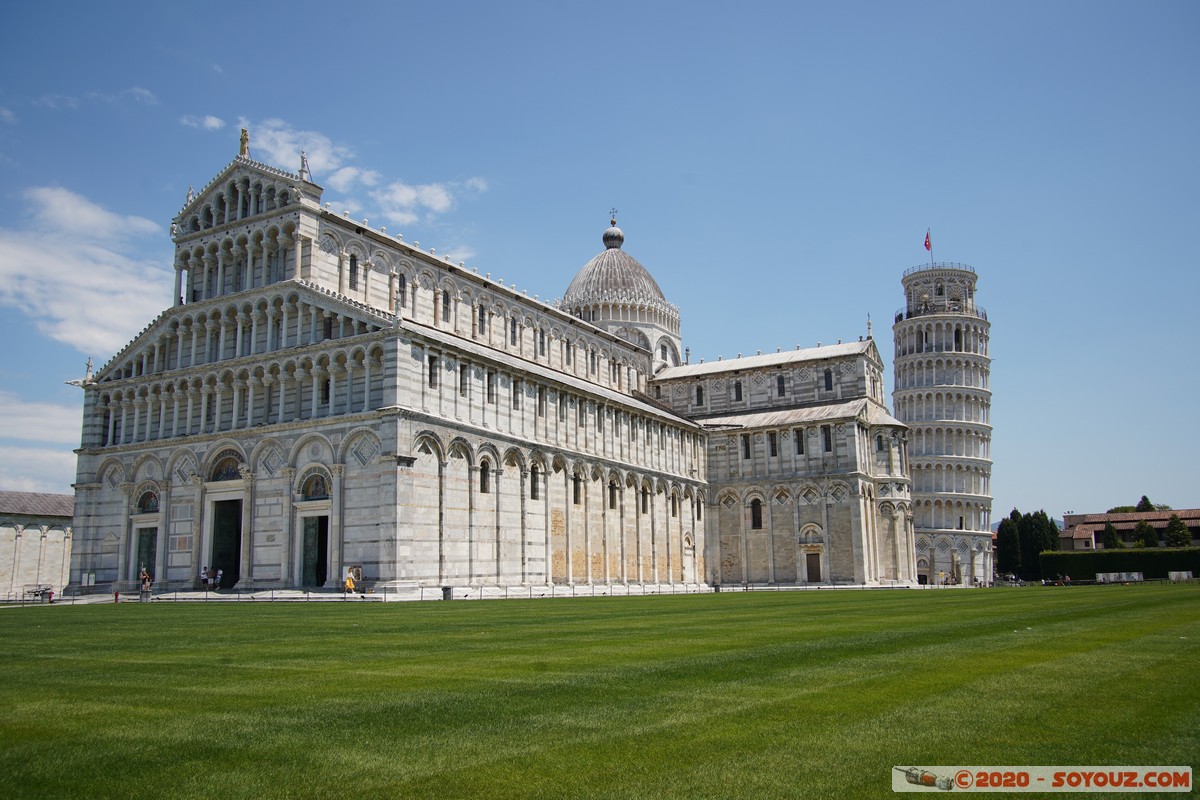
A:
824 369 833 391
137 491 159 513
877 434 885 452
510 318 518 345
302 473 329 500
695 385 704 405
734 380 743 401
398 274 407 307
442 290 451 323
478 305 488 335
572 474 582 505
777 375 786 396
609 481 618 510
530 465 540 500
641 486 649 514
349 254 358 290
750 498 763 529
211 451 242 482
479 462 490 493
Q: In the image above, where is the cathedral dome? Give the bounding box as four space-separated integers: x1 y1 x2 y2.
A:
562 219 670 309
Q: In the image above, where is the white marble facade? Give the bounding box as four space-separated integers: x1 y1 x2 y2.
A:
71 140 925 593
71 148 705 592
654 342 917 586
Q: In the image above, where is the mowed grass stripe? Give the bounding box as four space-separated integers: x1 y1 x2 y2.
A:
1 585 1196 799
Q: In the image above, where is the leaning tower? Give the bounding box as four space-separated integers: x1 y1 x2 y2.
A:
892 263 993 585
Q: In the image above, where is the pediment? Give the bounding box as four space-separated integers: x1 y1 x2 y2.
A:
173 155 323 237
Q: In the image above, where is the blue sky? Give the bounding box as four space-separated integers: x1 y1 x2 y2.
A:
1 1 1196 519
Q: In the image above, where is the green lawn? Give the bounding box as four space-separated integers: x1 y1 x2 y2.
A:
2 585 1197 799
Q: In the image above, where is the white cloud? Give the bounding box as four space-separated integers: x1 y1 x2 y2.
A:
0 392 82 445
181 114 226 130
242 117 354 180
127 87 158 105
371 181 456 226
240 117 484 236
86 87 160 106
0 445 77 494
25 187 158 241
441 245 477 264
326 166 380 193
0 106 15 124
34 94 79 110
0 187 170 354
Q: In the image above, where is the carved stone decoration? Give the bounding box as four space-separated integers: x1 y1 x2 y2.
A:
260 446 282 477
351 435 380 467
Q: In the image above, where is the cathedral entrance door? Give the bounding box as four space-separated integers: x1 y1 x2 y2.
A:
136 528 158 581
301 516 329 587
211 499 242 588
805 552 822 583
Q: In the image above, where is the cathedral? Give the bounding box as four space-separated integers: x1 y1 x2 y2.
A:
69 137 958 595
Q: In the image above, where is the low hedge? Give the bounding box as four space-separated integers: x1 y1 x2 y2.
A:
1040 547 1200 580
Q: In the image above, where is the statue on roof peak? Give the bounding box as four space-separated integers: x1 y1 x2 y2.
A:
239 128 250 158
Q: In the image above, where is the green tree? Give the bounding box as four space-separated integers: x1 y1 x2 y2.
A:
1164 514 1191 547
1101 522 1123 549
1134 520 1159 548
1107 505 1137 514
996 514 1020 575
1136 495 1155 512
1016 509 1059 580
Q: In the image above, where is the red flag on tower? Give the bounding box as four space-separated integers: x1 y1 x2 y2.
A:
924 230 931 252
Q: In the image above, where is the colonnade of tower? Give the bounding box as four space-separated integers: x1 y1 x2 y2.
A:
892 262 993 584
